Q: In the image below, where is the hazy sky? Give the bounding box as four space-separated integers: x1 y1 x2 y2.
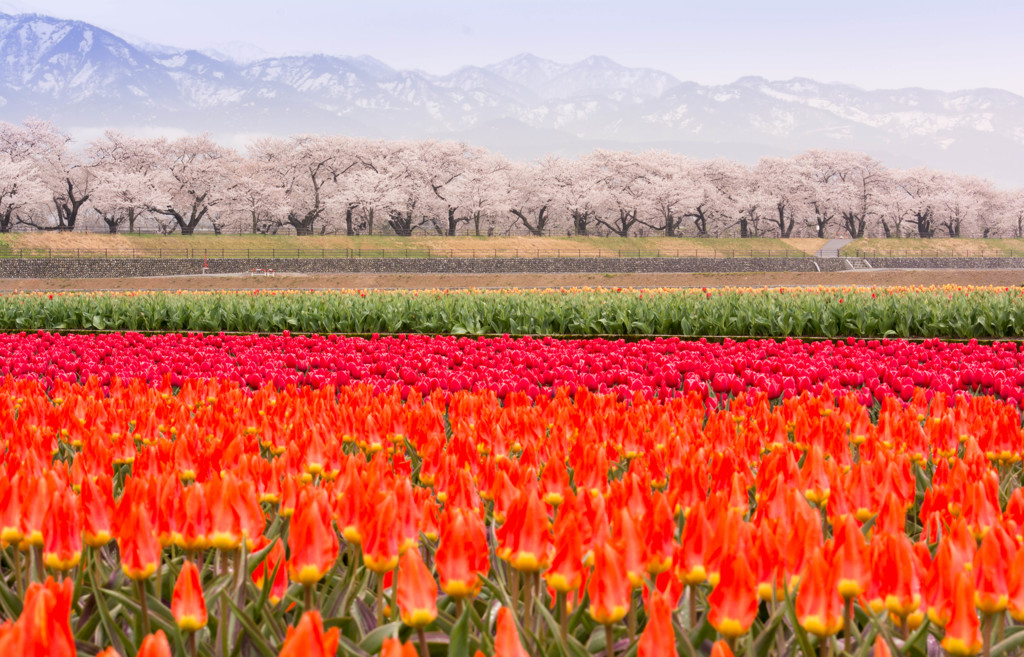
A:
3 0 1022 95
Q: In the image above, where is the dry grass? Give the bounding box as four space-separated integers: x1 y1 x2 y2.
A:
0 233 826 259
843 238 1024 258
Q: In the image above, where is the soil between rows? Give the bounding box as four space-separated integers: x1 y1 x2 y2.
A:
1 269 1021 292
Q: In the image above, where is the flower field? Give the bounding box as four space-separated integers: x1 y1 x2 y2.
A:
2 286 1024 657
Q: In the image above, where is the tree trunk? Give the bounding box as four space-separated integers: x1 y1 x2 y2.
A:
288 210 316 236
0 208 14 233
446 208 469 236
510 206 548 236
389 210 414 236
686 207 709 237
128 208 136 234
473 211 482 237
572 210 590 236
739 215 749 238
345 207 355 236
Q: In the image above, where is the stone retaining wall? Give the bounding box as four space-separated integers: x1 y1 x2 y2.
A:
0 256 1019 279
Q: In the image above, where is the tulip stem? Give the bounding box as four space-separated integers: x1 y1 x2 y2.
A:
558 591 568 646
983 612 993 657
523 571 534 648
12 546 24 599
390 564 399 622
510 566 519 609
136 578 151 637
377 572 385 627
304 583 314 616
31 544 44 582
819 636 829 657
688 585 697 629
188 631 198 657
843 598 852 655
605 623 615 657
417 626 429 657
627 594 637 644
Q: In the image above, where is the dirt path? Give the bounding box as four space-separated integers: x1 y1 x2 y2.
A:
1 269 1022 292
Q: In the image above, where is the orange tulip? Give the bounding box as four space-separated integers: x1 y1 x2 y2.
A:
117 503 162 580
545 518 585 594
941 574 982 657
171 560 208 631
361 491 400 574
973 525 1013 614
643 493 676 576
587 542 631 625
397 548 438 628
494 607 530 657
42 486 82 571
674 501 711 585
637 591 675 657
435 507 490 599
499 485 552 573
796 549 844 637
207 474 244 550
253 539 289 605
707 554 758 638
710 639 735 657
830 515 868 600
279 611 341 657
925 539 965 627
288 489 339 585
1008 544 1024 621
5 577 76 657
81 474 115 547
136 630 172 657
379 637 419 657
96 649 121 657
873 636 893 657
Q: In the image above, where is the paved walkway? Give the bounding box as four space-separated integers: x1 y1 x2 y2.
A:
815 238 853 258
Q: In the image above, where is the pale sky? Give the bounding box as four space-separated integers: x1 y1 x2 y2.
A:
2 0 1023 95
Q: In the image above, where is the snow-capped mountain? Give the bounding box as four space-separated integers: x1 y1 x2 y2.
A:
2 11 1023 185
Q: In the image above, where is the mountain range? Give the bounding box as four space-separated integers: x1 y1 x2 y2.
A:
1 11 1023 186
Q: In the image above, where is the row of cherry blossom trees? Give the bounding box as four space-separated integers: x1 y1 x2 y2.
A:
1 119 1022 238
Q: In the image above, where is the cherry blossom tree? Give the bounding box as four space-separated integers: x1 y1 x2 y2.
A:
0 155 48 232
754 157 809 238
249 135 363 236
225 158 289 234
507 158 558 236
0 120 92 231
894 168 942 238
1007 189 1024 238
145 135 241 235
592 150 649 238
446 152 510 236
87 131 168 234
547 155 602 236
637 151 702 237
681 159 745 238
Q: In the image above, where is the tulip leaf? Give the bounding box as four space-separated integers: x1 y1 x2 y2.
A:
445 606 471 657
225 597 279 657
993 628 1024 657
358 621 402 654
752 603 786 657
